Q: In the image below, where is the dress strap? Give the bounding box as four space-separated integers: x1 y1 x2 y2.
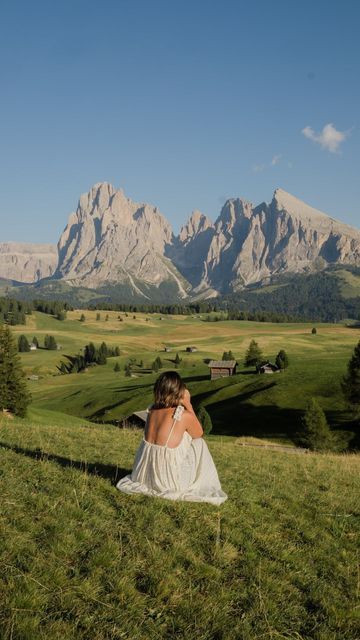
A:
165 405 184 446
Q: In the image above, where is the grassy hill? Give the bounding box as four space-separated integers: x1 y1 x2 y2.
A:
10 309 360 447
0 412 359 639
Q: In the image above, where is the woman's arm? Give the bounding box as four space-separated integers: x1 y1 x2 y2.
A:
181 389 203 439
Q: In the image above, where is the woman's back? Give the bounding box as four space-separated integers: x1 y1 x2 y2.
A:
144 405 202 449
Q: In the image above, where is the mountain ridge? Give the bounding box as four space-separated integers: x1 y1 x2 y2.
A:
1 182 359 299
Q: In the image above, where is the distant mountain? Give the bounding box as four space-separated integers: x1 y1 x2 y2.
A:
0 242 57 283
1 183 360 302
171 189 360 295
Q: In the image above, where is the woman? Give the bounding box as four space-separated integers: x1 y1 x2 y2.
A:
117 371 227 505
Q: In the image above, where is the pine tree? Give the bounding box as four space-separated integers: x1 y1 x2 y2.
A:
222 351 229 361
0 325 31 417
80 314 86 322
298 398 332 451
196 404 213 435
96 313 101 321
32 336 39 348
125 363 132 377
97 342 107 365
342 340 360 410
152 360 159 372
114 346 120 356
312 327 317 335
275 349 289 370
114 362 121 372
244 340 263 367
47 335 57 350
174 353 181 366
56 310 66 321
18 335 30 352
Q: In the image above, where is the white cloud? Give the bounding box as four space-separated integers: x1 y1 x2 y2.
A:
302 123 348 153
271 154 282 166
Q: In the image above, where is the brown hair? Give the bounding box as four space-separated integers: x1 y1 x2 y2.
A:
153 371 186 409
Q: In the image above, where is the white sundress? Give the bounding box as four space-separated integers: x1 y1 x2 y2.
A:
116 406 227 505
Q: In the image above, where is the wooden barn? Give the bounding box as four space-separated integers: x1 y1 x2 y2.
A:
186 346 198 353
208 360 237 380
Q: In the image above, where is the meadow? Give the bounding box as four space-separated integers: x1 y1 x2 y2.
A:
1 311 360 638
12 309 360 446
0 412 359 640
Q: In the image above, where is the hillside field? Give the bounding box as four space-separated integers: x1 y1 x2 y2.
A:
11 309 360 447
0 413 359 639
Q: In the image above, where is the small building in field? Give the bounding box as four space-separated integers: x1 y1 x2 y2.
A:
29 343 37 351
186 346 198 353
164 346 172 352
256 361 280 374
122 410 148 428
208 360 237 380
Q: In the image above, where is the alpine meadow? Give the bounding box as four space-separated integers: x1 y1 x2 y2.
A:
1 0 360 638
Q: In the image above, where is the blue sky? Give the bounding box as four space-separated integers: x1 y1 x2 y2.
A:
0 0 359 242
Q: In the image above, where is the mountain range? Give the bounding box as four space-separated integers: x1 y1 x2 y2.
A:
1 182 360 301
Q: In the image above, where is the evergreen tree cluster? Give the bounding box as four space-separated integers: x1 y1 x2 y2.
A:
0 298 31 325
222 350 235 361
59 342 120 374
221 269 360 323
32 299 72 316
44 335 58 350
0 325 31 417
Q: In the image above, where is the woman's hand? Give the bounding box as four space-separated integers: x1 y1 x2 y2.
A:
181 388 192 410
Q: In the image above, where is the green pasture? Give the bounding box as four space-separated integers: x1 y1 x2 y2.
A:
11 310 360 446
0 414 359 639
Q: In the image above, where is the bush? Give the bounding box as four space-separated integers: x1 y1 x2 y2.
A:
312 327 317 334
298 398 332 451
196 405 213 435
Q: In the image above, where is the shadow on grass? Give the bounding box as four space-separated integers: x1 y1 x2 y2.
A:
0 442 131 485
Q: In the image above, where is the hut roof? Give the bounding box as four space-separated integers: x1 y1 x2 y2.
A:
208 360 237 368
132 410 148 423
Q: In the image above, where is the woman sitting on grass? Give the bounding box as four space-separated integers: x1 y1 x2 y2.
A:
117 371 227 505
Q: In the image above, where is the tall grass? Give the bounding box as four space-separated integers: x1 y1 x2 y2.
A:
0 414 359 639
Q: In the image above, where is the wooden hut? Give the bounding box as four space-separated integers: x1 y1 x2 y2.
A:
208 360 237 380
122 410 148 428
256 361 280 374
186 346 198 353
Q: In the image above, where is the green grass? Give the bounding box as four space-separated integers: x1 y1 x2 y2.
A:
333 269 360 299
0 413 359 639
9 310 360 446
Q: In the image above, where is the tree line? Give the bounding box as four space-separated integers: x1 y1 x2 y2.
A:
58 342 120 374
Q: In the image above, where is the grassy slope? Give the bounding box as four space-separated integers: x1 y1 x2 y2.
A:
0 414 359 640
11 310 360 445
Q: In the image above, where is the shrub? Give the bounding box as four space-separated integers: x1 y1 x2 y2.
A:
298 398 332 451
196 405 213 435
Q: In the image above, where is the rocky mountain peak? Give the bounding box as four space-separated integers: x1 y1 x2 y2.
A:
179 210 213 243
216 198 253 230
